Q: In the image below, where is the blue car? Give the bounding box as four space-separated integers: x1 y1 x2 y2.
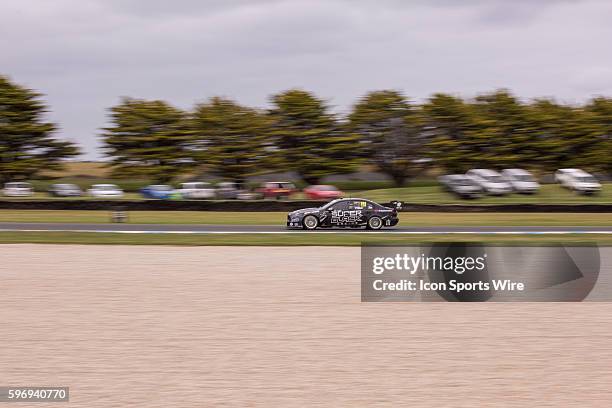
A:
140 184 176 199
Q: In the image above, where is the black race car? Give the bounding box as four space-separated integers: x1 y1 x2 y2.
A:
287 198 400 230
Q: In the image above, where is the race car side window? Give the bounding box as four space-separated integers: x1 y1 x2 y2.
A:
346 200 371 210
346 201 359 210
332 200 350 210
360 200 374 210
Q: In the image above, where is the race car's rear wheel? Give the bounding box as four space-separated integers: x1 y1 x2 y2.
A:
302 215 319 230
367 216 383 230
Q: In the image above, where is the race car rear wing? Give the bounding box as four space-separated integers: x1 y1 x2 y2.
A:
389 200 404 211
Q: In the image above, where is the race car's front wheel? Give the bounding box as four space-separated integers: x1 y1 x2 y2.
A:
367 216 383 230
302 215 319 230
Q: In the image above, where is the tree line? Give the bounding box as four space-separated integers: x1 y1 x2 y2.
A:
1 74 610 186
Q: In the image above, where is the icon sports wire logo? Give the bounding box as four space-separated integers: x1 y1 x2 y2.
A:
372 253 487 275
361 244 603 302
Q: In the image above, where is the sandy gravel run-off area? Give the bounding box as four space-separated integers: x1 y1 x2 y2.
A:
1 244 612 407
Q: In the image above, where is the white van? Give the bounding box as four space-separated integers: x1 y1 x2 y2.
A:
2 182 34 197
555 169 601 195
465 169 512 195
178 182 216 199
88 184 124 198
501 169 540 194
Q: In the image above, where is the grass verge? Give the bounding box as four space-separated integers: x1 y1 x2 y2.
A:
0 232 610 246
0 210 610 226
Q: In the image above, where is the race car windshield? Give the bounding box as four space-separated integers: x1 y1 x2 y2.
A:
317 186 338 191
152 185 172 190
579 176 597 183
514 175 534 182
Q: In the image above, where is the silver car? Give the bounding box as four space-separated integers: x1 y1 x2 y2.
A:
3 182 34 197
466 169 513 195
501 169 540 194
438 175 483 199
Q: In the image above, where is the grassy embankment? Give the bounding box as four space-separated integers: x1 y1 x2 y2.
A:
6 184 612 204
16 162 612 202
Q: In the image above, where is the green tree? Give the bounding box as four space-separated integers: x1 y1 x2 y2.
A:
422 93 478 172
424 91 608 174
0 76 79 183
426 90 537 171
527 99 604 172
525 99 575 171
268 89 361 184
584 97 612 173
102 98 193 182
191 97 271 185
468 90 533 169
348 90 428 186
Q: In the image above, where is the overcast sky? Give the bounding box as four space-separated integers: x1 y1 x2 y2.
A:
2 0 612 159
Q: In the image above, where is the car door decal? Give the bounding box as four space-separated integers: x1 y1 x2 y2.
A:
331 209 362 225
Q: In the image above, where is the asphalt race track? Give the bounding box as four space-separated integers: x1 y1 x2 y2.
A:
0 222 611 234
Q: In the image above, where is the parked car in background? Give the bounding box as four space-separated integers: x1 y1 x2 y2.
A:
235 190 259 200
215 182 237 199
178 182 216 199
555 169 601 195
215 182 258 200
438 175 483 199
88 184 124 198
303 185 344 200
140 184 175 199
256 182 297 200
48 183 82 197
2 182 34 197
466 169 513 195
501 169 540 194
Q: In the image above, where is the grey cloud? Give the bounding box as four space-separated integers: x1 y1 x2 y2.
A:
102 0 285 17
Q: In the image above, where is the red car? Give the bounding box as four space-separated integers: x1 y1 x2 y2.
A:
256 182 297 200
303 185 344 200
